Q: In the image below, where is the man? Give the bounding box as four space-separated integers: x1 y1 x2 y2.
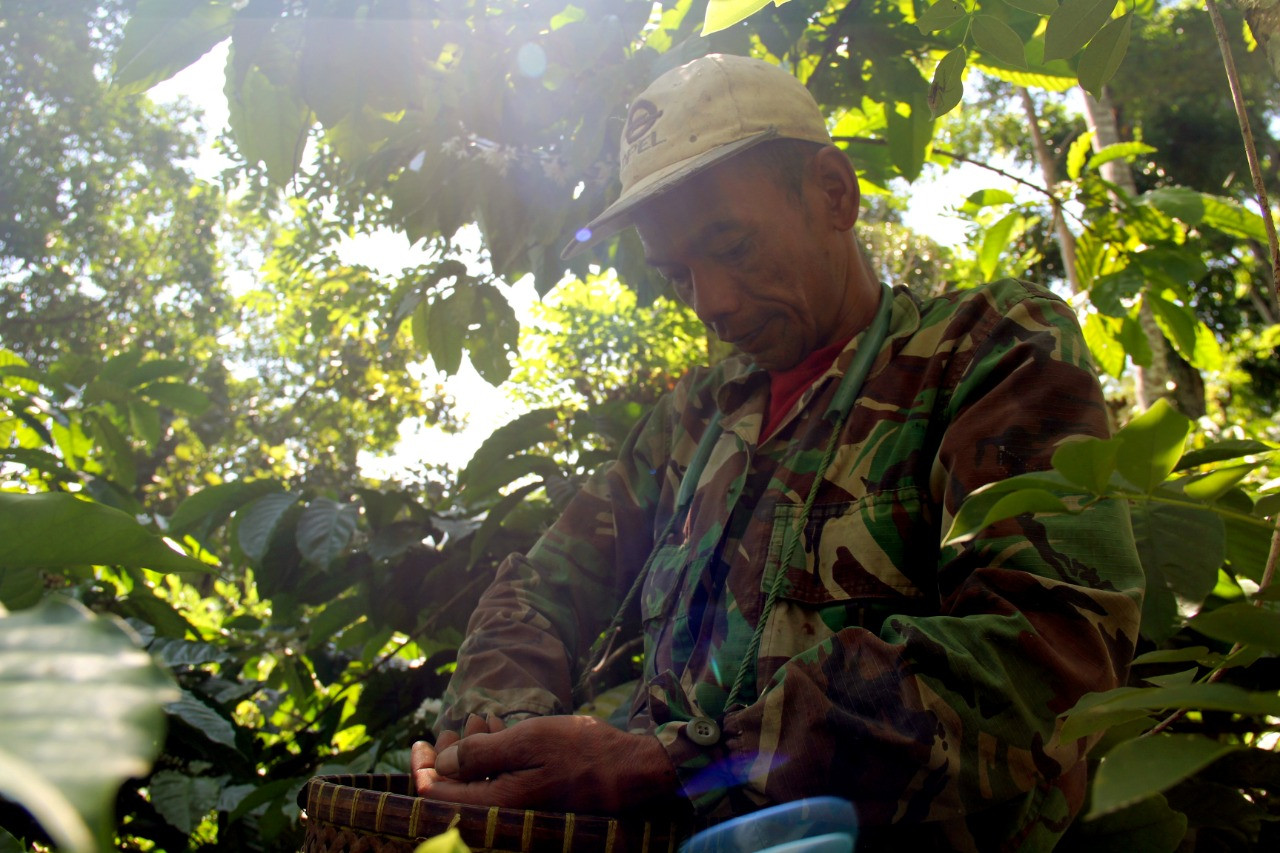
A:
412 54 1144 850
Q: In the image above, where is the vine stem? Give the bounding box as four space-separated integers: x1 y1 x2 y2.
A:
1205 0 1280 315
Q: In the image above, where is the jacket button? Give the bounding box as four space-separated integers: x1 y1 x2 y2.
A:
687 716 720 746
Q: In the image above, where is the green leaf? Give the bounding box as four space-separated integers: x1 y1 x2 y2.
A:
1190 602 1280 654
125 359 189 387
1067 792 1187 853
1114 400 1192 493
141 381 211 415
1044 0 1119 62
113 0 234 94
1180 464 1258 502
702 0 772 36
467 481 543 569
1090 735 1239 817
1051 436 1121 494
1130 502 1224 642
1141 187 1205 224
971 15 1028 69
1078 13 1133 97
0 492 206 574
414 828 472 853
129 399 162 448
168 479 284 539
1199 193 1269 241
1082 312 1126 377
467 284 520 386
1005 0 1060 12
0 598 178 852
149 770 224 835
1086 141 1154 174
1066 130 1096 180
960 188 1016 215
459 408 561 491
165 690 238 749
225 59 311 187
944 471 1081 543
978 211 1022 281
411 300 431 357
236 492 299 562
928 47 967 118
427 289 473 376
885 94 934 182
296 498 360 569
916 1 968 35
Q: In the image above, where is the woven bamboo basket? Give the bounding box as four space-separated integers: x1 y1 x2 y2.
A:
299 774 693 853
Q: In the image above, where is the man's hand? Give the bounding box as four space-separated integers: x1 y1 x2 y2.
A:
412 715 679 814
412 713 503 793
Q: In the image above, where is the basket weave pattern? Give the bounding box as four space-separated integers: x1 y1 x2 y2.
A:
300 774 691 853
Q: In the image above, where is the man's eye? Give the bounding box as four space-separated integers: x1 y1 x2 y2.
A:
716 240 751 263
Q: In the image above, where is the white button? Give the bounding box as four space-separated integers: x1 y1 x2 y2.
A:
687 716 720 746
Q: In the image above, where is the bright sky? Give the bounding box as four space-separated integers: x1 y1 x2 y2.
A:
147 42 1023 482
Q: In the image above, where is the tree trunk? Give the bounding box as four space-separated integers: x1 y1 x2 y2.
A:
1018 88 1081 294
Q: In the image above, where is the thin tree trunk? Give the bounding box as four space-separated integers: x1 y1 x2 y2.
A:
1018 88 1080 294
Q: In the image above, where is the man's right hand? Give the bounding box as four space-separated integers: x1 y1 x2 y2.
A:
412 712 504 794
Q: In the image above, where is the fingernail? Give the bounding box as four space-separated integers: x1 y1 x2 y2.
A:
436 745 459 777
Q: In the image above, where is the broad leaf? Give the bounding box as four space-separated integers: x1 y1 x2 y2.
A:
1044 0 1119 62
978 212 1022 281
944 471 1081 543
1051 436 1121 495
1066 130 1095 180
1065 793 1186 853
1130 502 1223 642
165 690 239 749
1175 440 1274 472
1113 400 1191 493
928 47 966 118
0 598 178 852
141 381 211 415
1078 14 1133 97
702 0 772 36
1086 141 1154 174
960 188 1015 215
916 1 967 35
1004 0 1059 12
971 16 1028 69
1190 602 1280 654
885 94 933 182
113 0 234 94
149 770 225 835
1082 312 1126 377
1180 464 1258 502
296 498 360 569
225 59 311 186
1090 735 1239 817
458 408 561 492
236 492 300 562
168 479 284 539
0 492 206 574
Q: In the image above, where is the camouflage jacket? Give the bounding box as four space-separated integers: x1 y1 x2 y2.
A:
437 280 1144 851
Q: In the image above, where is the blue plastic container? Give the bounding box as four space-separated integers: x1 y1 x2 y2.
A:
679 797 858 853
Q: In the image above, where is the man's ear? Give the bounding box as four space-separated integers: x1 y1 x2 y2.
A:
809 145 861 231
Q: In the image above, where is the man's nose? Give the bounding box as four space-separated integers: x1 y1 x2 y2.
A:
689 267 739 326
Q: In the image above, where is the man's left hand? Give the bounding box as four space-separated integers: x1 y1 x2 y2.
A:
414 715 679 814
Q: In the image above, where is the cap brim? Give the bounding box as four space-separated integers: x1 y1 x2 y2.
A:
559 128 779 260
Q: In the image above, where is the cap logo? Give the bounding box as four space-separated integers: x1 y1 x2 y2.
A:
623 99 663 144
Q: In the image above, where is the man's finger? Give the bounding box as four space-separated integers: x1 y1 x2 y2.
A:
410 740 436 773
420 775 521 809
436 730 460 751
434 729 516 782
463 713 488 738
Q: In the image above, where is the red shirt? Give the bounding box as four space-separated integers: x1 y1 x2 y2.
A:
762 337 851 438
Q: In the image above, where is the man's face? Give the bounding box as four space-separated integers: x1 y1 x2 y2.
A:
633 153 855 372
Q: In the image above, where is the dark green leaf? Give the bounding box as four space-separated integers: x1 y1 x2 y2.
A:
114 0 235 94
1114 399 1192 493
165 691 238 749
1078 14 1133 97
427 289 473 376
1130 502 1224 642
125 359 189 388
1176 440 1274 472
236 492 299 562
149 770 224 835
1044 0 1119 62
944 471 1082 543
971 15 1028 69
1067 792 1186 852
468 481 543 569
916 1 967 35
459 408 561 491
149 637 231 668
129 399 162 448
0 566 43 611
885 93 933 182
1180 464 1258 502
410 301 431 357
0 598 178 853
1190 602 1280 653
296 498 359 569
1090 735 1239 817
1090 268 1145 317
1140 187 1205 225
1223 513 1273 582
0 492 206 574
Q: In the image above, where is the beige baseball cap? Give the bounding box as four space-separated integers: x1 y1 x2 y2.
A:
560 53 833 259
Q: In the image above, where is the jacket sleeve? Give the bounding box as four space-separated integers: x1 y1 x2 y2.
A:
434 383 686 734
656 289 1145 847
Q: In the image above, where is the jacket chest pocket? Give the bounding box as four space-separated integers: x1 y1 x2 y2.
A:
639 542 701 680
761 489 932 661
